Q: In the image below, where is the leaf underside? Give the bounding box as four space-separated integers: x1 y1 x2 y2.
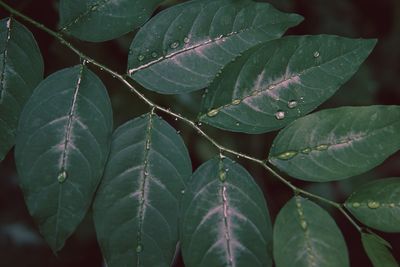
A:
0 17 44 161
93 114 192 267
59 0 164 42
180 157 273 267
128 0 303 94
273 196 349 267
15 65 113 252
269 106 400 182
199 35 376 134
345 178 400 232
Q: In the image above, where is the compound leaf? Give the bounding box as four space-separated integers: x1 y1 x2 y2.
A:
199 35 376 133
269 106 400 182
128 0 303 94
361 233 399 267
345 178 400 232
180 157 273 267
93 113 192 267
59 0 164 42
0 17 44 161
15 65 113 252
273 196 349 267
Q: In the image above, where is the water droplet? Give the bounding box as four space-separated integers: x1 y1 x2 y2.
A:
91 5 98 11
389 203 396 208
151 51 158 58
144 171 149 176
183 37 190 44
315 144 329 151
137 54 145 61
300 220 308 230
275 110 285 120
368 201 380 209
136 244 143 253
176 130 181 134
352 202 361 208
276 151 297 160
181 189 185 195
235 122 240 126
57 171 68 183
301 148 312 154
219 170 227 182
146 140 150 150
197 122 202 126
232 99 241 105
170 41 180 49
288 100 298 109
313 51 320 58
207 109 219 117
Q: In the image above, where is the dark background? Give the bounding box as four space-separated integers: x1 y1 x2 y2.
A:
1 0 400 266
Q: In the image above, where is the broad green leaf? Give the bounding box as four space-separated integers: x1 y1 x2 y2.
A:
15 65 113 252
181 157 273 267
199 35 376 133
345 178 400 232
361 233 399 267
93 113 192 267
269 106 400 182
0 17 44 161
128 0 303 94
273 196 349 267
59 0 164 42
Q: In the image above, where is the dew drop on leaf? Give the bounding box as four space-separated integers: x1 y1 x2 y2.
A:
232 99 241 105
288 100 298 109
170 41 180 49
136 244 143 253
367 201 380 209
183 37 190 44
275 110 285 120
57 170 68 183
276 151 297 160
207 109 219 117
315 144 329 151
313 51 320 58
151 52 158 58
301 148 312 154
137 54 145 61
352 202 361 208
219 170 227 182
300 220 308 230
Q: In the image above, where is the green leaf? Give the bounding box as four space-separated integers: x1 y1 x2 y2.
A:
269 106 400 182
361 233 399 267
128 0 303 94
345 178 400 232
15 65 113 252
199 35 376 133
0 17 44 161
93 113 192 267
59 0 164 42
273 196 349 267
180 157 273 267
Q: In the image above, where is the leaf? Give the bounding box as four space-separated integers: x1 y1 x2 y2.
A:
0 17 44 161
180 157 273 267
199 35 376 134
273 196 349 267
345 178 400 232
93 113 192 267
14 65 113 252
59 0 164 42
127 0 303 94
361 233 399 267
269 106 400 182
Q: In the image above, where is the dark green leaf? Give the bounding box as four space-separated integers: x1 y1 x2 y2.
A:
0 17 44 161
59 0 164 42
181 157 273 267
199 35 376 133
361 233 399 267
93 113 192 267
128 0 303 94
345 178 400 232
269 106 400 182
15 65 113 252
273 196 349 267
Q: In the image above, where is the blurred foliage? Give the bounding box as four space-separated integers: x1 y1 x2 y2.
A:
0 0 399 266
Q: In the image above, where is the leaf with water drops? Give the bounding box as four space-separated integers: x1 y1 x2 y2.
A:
127 0 303 94
93 113 192 267
269 106 400 182
361 233 399 267
59 0 165 42
345 178 400 232
273 196 349 267
14 65 113 252
180 157 273 267
0 17 44 161
199 35 376 133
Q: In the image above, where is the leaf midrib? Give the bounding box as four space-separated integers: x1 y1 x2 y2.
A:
0 17 12 102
